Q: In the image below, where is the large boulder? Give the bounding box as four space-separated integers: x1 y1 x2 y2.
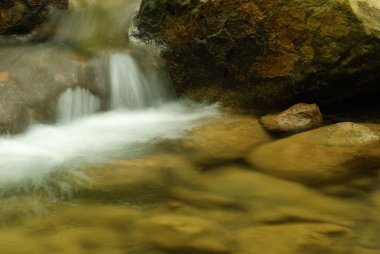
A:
0 45 105 134
0 0 68 35
247 122 380 185
135 0 380 112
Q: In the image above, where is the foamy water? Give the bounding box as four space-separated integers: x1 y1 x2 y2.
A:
0 102 218 191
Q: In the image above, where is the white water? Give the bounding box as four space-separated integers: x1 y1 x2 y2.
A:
0 102 218 192
56 87 101 123
109 53 168 109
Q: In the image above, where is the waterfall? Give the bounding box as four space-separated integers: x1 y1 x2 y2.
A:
0 0 219 194
109 53 168 109
55 51 171 123
56 87 101 123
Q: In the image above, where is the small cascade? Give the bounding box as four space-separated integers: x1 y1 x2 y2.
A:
56 87 101 123
0 0 219 194
109 53 169 109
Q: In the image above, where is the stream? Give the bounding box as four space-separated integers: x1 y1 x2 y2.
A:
0 1 379 254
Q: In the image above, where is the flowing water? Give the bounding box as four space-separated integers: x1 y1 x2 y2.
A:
0 1 379 254
109 53 169 109
56 87 101 123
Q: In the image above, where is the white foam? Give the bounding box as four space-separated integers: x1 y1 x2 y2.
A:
0 102 218 191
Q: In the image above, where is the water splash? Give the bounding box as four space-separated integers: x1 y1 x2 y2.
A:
56 87 101 123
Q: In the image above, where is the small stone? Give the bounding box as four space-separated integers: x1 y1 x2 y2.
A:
260 103 323 132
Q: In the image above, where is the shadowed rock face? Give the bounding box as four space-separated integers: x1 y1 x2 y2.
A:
0 0 68 34
136 0 380 112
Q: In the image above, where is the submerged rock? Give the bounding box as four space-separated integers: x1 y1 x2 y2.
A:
201 166 361 227
247 122 380 184
136 0 380 112
171 114 273 165
76 154 199 203
260 103 323 132
0 0 68 35
237 223 353 254
136 214 232 254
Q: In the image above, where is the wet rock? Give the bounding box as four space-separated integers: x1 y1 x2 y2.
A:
77 154 199 203
136 213 232 253
260 103 323 132
352 189 380 251
247 122 380 184
369 190 380 225
236 223 353 254
172 114 273 165
0 0 68 35
350 0 380 38
136 0 380 112
52 203 141 230
201 166 361 227
170 187 246 211
0 46 105 134
318 175 377 197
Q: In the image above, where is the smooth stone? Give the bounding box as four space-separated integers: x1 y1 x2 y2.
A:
247 122 380 184
136 213 232 254
352 190 380 251
170 187 247 211
75 154 199 203
51 203 141 230
200 166 361 227
174 114 273 165
260 103 323 132
236 223 353 254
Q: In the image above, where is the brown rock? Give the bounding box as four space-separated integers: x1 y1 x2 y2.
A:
260 103 323 132
247 122 380 184
136 0 380 112
236 224 353 254
0 45 107 134
201 166 361 227
75 154 199 203
0 0 68 35
136 214 232 254
171 114 273 165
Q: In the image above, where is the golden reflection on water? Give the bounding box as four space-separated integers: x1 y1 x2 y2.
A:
0 114 379 254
